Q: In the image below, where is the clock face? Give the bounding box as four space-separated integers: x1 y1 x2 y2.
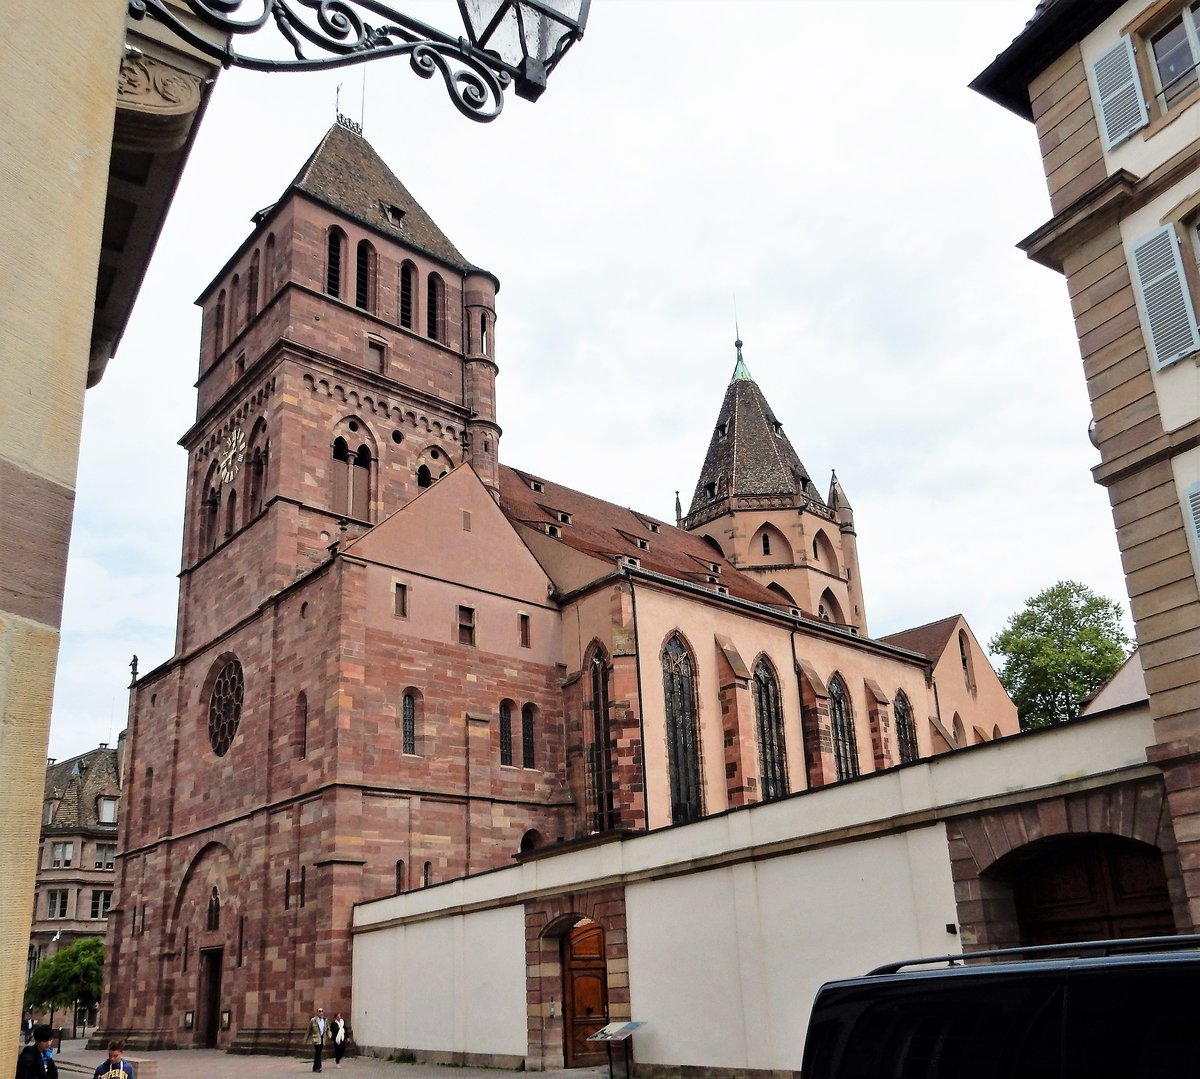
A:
218 426 247 484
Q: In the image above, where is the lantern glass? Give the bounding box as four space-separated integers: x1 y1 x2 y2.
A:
459 0 588 68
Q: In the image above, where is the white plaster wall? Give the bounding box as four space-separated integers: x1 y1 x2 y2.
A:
352 710 1156 1068
352 904 527 1056
624 826 957 1070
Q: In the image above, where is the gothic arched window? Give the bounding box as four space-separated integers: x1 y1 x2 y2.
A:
662 634 702 823
400 261 415 329
589 649 616 832
207 887 220 931
828 674 859 781
326 226 346 298
480 311 490 355
753 658 788 801
395 860 405 893
356 240 376 312
499 700 513 766
521 703 536 769
894 689 918 764
416 464 432 488
402 689 421 755
247 435 268 520
427 273 444 341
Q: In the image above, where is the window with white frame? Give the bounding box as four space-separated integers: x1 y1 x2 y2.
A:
90 890 113 919
94 843 116 870
1090 7 1200 150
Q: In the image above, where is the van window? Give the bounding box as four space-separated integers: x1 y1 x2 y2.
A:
804 975 1062 1079
1064 963 1200 1078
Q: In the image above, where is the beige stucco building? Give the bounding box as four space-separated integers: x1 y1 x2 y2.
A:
0 3 220 1072
973 0 1200 934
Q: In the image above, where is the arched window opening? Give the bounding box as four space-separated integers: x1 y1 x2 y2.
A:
959 630 975 689
297 691 308 759
207 887 220 931
499 700 513 766
819 589 845 625
894 690 918 764
229 273 240 339
588 650 616 832
247 441 268 519
662 634 702 823
399 261 415 329
201 475 221 556
480 312 490 354
519 829 543 853
326 227 346 297
953 713 966 746
422 861 432 887
829 674 859 781
395 860 405 893
214 290 226 356
753 658 788 801
521 703 536 769
417 464 433 488
247 249 260 319
993 724 1002 741
812 530 841 576
356 240 376 311
264 233 276 298
224 488 237 539
427 273 444 341
332 436 349 512
402 690 421 755
761 531 771 556
352 444 371 519
767 582 797 605
331 435 372 520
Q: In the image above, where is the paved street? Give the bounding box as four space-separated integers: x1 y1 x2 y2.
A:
39 1039 610 1079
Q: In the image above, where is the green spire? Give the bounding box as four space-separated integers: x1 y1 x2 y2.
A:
731 335 751 382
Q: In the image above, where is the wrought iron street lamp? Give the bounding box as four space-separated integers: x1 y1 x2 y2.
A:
129 0 590 121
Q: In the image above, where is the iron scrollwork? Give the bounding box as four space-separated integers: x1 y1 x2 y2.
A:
128 0 512 121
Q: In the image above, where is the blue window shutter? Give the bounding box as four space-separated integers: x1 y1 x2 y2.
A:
1130 225 1200 370
1092 36 1148 149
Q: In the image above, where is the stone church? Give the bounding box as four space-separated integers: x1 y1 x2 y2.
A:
98 118 1017 1052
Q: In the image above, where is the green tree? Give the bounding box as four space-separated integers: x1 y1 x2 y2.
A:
24 937 104 1013
989 580 1132 729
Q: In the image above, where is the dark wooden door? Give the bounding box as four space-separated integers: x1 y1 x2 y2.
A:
1014 836 1173 945
198 948 223 1047
563 921 608 1067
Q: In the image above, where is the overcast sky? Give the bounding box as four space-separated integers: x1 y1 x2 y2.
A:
47 0 1131 761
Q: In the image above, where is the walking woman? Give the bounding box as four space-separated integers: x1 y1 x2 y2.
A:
331 1011 349 1068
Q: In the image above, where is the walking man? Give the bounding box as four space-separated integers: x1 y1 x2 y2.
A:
307 1006 329 1073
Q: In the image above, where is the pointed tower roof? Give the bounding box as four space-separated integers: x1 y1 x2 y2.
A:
288 119 473 271
686 340 824 516
827 469 852 512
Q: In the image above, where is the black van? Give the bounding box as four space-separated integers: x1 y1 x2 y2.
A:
800 935 1200 1079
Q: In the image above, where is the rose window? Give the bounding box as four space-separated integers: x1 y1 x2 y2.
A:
208 658 244 757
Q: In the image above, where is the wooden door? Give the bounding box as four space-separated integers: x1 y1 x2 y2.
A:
1014 836 1173 945
563 921 608 1067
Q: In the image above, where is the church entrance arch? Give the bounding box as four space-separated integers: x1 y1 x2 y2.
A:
999 834 1173 945
563 920 608 1067
524 887 628 1071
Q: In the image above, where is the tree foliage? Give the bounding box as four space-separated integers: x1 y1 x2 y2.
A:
989 580 1132 729
25 937 104 1010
